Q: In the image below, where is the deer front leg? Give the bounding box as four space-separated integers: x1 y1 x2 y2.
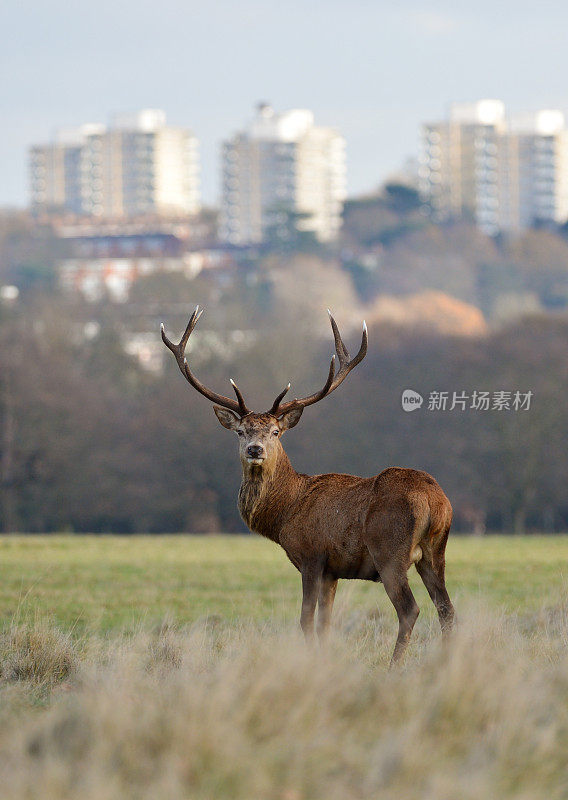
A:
317 575 338 640
300 563 322 641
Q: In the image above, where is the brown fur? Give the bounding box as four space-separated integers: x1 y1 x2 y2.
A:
214 408 455 664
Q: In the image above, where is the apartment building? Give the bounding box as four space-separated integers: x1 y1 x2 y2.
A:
220 104 346 244
419 100 507 234
29 110 200 218
419 100 568 234
506 110 568 230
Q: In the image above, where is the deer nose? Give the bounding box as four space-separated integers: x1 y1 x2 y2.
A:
246 444 264 459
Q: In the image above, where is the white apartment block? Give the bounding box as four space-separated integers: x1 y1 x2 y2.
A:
419 100 568 234
29 110 200 218
220 104 346 244
506 111 568 230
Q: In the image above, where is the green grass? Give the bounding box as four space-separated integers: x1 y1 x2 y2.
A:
0 534 567 633
2 535 568 799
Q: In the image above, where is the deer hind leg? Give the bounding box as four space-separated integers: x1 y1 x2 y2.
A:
379 564 420 665
300 562 323 641
365 506 421 664
415 527 455 635
317 575 338 640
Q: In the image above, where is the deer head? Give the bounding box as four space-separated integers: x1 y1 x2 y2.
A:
161 307 367 473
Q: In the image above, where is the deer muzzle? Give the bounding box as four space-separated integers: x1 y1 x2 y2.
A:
246 444 265 464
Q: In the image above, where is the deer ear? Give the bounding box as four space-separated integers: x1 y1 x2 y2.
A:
213 406 240 430
278 406 303 432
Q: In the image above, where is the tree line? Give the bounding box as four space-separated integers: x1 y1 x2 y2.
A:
1 292 566 534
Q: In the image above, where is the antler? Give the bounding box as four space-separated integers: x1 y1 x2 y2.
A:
269 310 367 416
161 306 250 416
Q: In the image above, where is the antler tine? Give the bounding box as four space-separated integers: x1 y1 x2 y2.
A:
161 304 201 361
229 378 250 417
269 311 367 417
270 382 291 415
327 312 368 388
327 308 350 363
161 307 250 416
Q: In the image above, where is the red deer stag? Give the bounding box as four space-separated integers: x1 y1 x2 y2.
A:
161 307 455 663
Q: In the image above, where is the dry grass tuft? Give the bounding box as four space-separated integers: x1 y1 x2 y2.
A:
1 604 568 799
0 620 77 688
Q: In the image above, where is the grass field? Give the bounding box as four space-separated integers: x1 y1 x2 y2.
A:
1 534 568 632
1 534 568 799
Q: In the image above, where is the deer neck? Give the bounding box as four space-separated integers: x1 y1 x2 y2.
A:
238 447 303 542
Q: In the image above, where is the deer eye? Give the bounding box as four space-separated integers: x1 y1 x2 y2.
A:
272 429 279 436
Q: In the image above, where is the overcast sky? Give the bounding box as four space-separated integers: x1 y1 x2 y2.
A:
3 0 568 208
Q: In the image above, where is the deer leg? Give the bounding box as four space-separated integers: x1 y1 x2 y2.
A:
415 531 455 634
317 575 338 640
300 564 322 641
415 559 454 634
379 565 420 665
